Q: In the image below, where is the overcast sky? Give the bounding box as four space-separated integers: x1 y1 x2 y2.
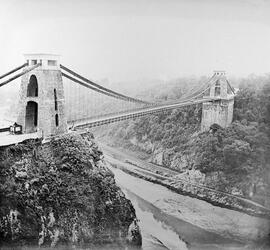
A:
1 0 270 82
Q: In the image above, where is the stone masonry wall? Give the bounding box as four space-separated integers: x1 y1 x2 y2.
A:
17 68 67 137
201 99 234 131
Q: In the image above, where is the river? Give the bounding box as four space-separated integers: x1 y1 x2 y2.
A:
99 142 270 250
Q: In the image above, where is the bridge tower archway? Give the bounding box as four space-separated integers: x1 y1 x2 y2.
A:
25 101 38 133
17 54 68 137
27 75 38 97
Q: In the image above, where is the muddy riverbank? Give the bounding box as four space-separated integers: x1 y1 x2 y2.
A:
100 142 270 249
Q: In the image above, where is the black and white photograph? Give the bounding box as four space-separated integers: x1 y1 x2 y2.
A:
0 0 270 249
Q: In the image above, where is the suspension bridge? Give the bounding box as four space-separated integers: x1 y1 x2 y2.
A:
2 55 270 218
0 54 235 146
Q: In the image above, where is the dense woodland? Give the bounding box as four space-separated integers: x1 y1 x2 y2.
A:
101 75 270 205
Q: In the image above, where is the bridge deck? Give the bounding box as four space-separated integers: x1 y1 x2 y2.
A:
0 97 219 146
69 97 217 129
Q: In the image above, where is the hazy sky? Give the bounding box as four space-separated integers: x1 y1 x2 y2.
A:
1 0 270 82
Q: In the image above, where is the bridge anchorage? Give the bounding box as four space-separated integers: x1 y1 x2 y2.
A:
0 53 235 146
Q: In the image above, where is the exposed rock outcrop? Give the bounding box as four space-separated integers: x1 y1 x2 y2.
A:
0 132 141 249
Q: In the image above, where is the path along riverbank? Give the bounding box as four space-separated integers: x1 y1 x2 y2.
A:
99 141 270 218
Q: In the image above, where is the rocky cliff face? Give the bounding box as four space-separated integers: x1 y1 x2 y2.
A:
131 134 196 172
0 133 141 249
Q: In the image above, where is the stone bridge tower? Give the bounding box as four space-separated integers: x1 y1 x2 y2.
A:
17 54 67 138
201 71 235 131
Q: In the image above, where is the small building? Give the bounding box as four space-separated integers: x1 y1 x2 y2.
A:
9 122 22 134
